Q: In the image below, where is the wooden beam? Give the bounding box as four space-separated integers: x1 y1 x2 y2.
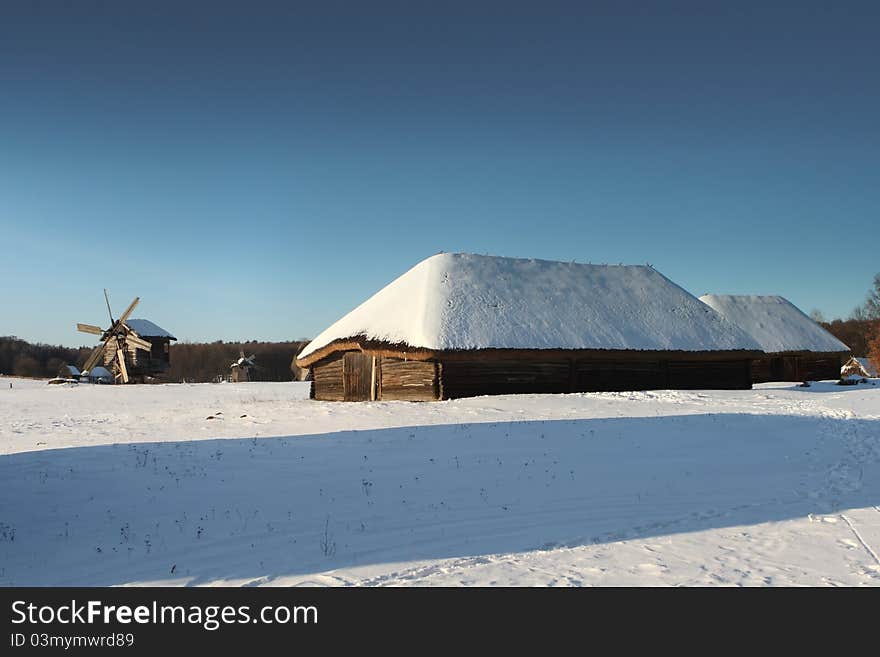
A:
82 340 108 373
116 348 129 384
76 323 104 335
117 297 140 324
124 332 153 352
298 340 766 368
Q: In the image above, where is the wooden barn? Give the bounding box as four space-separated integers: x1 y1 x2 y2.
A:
699 295 850 383
295 253 763 401
102 318 177 382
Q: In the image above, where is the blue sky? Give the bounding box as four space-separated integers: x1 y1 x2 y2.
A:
2 2 878 346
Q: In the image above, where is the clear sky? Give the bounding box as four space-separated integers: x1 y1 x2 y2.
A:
2 1 878 346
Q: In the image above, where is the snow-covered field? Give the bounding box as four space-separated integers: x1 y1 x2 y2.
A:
1 375 879 586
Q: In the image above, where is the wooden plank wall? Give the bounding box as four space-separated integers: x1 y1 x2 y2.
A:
312 352 344 401
312 350 755 401
666 360 751 390
751 354 843 382
573 359 666 392
750 358 773 383
343 352 373 401
800 356 842 381
379 357 438 401
150 338 171 365
441 357 752 398
441 359 570 398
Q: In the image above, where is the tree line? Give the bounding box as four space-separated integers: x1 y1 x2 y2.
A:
0 337 92 379
814 273 880 367
167 340 309 382
0 336 309 382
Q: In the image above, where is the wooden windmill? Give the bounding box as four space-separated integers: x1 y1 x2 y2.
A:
76 290 154 384
230 351 258 382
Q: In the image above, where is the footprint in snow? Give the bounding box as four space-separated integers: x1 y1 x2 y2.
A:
633 563 668 575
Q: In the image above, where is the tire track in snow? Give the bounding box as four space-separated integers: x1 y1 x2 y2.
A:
840 514 880 567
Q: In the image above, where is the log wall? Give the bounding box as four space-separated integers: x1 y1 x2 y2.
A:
312 352 344 401
441 359 570 398
440 356 752 398
666 360 751 390
573 359 666 392
379 358 438 401
799 355 843 381
751 353 844 383
310 349 755 401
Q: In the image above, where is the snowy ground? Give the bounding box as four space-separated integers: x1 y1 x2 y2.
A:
1 375 879 586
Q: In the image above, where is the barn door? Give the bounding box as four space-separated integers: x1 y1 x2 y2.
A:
770 357 784 381
783 356 799 381
343 352 373 401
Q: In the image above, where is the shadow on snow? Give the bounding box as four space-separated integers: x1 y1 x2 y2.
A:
1 412 878 586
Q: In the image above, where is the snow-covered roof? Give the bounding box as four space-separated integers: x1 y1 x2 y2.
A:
87 366 113 379
856 357 878 377
297 253 763 363
698 295 849 354
125 319 176 340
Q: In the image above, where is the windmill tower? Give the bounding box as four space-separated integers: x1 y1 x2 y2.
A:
230 351 257 382
76 290 175 384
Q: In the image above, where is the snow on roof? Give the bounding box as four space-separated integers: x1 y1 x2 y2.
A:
63 365 81 376
856 357 878 377
297 253 762 362
88 366 113 378
125 319 176 340
698 295 849 354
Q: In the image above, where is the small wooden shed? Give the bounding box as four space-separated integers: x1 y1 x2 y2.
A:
58 364 82 380
296 254 762 401
840 356 873 379
699 295 850 383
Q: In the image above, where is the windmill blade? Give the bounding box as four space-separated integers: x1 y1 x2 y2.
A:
117 297 140 324
103 289 115 324
81 339 110 373
125 333 153 352
77 323 104 335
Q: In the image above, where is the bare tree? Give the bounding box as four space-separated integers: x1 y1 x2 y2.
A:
864 273 880 320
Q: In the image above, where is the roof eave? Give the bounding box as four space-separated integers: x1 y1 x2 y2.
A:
295 339 765 368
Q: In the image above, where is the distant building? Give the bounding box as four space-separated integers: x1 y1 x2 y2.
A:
85 366 114 384
58 364 81 380
856 357 878 377
841 356 873 379
295 253 762 401
229 353 256 382
699 295 850 382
